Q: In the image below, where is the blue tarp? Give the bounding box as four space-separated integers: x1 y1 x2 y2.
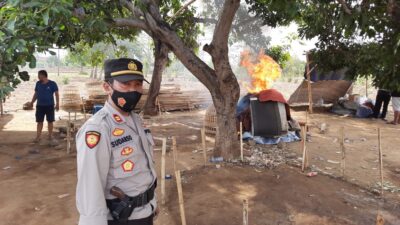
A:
236 94 252 116
243 131 301 145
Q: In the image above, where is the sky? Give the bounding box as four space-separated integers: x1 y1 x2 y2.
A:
266 23 317 61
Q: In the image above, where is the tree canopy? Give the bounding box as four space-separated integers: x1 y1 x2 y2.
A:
246 0 400 91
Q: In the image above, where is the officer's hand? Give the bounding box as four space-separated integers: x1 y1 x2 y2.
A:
55 103 59 111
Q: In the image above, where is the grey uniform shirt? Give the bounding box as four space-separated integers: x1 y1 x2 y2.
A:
76 101 157 225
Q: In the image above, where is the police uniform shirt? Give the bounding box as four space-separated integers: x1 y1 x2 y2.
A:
76 101 157 225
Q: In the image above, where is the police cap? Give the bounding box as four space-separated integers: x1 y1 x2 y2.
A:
104 58 149 83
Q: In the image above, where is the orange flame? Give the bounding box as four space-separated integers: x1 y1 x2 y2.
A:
240 49 282 94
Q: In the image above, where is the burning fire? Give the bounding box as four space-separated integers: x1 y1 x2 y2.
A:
240 49 282 93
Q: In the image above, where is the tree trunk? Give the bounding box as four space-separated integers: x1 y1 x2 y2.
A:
90 67 94 78
142 0 241 159
99 67 104 80
94 66 98 79
212 84 240 158
143 40 169 116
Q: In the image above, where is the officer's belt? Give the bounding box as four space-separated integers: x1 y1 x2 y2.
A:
106 180 157 209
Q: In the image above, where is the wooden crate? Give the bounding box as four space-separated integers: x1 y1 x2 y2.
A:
204 105 217 136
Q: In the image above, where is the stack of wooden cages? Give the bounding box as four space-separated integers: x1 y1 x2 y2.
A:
204 104 217 136
61 85 82 112
85 80 107 111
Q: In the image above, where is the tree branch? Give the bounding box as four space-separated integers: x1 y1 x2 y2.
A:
119 0 143 17
193 17 218 25
169 0 198 22
209 0 240 50
338 0 352 15
113 18 150 34
0 1 6 9
141 7 216 91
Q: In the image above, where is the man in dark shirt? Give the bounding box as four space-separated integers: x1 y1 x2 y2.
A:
372 89 391 120
29 70 59 144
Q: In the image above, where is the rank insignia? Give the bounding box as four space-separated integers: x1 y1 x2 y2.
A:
121 146 134 156
113 128 125 136
117 97 126 107
128 61 137 71
113 114 123 123
85 131 101 149
122 160 134 172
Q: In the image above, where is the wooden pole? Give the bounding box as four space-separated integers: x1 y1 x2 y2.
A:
240 122 244 161
81 97 87 121
161 138 167 205
74 112 77 121
243 199 249 225
376 213 385 225
378 128 384 196
301 125 308 172
175 170 187 225
157 96 162 116
365 77 368 98
305 110 309 125
0 97 3 116
201 128 207 166
67 112 71 154
172 136 178 172
306 53 313 114
340 127 346 178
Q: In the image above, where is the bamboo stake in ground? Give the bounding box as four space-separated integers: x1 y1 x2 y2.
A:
376 213 385 225
340 127 346 178
201 128 207 166
172 136 178 172
0 96 3 116
67 112 71 154
81 97 87 121
240 122 244 161
243 199 249 225
161 138 167 205
157 96 162 116
378 128 384 196
175 170 187 225
306 53 313 114
301 125 308 172
305 110 309 125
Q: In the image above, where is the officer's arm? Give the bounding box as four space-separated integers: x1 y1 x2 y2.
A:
76 124 110 225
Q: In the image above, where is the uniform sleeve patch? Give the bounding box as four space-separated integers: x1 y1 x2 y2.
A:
85 131 101 149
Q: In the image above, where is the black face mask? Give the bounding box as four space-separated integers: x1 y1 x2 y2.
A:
109 84 142 112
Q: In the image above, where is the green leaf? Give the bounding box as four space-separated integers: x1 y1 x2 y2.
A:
29 58 37 68
43 10 49 25
7 19 16 32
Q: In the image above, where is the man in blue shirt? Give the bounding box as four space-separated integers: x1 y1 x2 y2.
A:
29 70 59 143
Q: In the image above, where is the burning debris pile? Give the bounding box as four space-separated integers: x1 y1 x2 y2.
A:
240 49 282 93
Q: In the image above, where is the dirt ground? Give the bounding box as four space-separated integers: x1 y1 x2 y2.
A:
0 76 399 225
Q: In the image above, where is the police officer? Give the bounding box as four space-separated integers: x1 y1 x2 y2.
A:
76 58 157 225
